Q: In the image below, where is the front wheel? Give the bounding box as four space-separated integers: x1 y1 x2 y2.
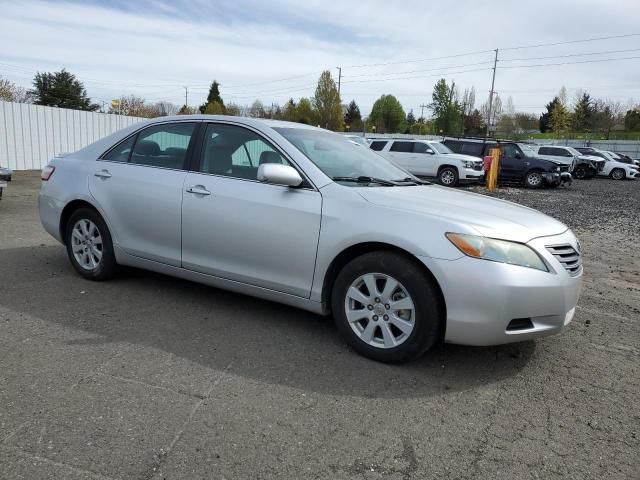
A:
65 208 118 280
438 167 459 187
331 252 443 363
524 170 544 189
573 166 588 179
610 168 625 180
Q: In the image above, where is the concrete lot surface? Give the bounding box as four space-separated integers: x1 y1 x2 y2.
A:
1 172 638 479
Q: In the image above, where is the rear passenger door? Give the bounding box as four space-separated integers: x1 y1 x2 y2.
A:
88 121 198 266
385 141 415 171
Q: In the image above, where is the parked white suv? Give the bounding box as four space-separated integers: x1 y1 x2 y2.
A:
533 145 605 179
369 139 483 186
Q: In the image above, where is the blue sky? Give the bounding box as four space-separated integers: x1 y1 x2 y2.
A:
1 0 639 116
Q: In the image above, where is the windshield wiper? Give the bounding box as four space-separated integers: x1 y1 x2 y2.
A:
392 177 431 185
332 176 397 186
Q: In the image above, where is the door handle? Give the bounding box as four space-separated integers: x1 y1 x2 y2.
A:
94 169 112 179
186 185 211 196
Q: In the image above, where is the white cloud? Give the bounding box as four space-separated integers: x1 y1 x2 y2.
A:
0 0 638 116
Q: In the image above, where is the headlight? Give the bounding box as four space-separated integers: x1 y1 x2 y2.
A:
554 166 561 172
446 233 548 272
462 160 475 168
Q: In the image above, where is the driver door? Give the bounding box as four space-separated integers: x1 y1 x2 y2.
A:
180 122 322 298
499 144 527 179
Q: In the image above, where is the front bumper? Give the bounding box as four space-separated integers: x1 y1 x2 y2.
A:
418 230 582 346
460 167 484 183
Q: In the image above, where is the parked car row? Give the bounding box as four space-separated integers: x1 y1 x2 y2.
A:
359 135 638 187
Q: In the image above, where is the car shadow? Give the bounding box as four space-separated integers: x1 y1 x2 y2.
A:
1 246 536 399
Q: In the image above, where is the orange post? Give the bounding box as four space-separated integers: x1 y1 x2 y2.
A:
487 147 500 192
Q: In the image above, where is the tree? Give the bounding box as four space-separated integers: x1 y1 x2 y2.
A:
497 96 517 138
0 77 30 103
539 97 560 133
177 105 196 115
249 99 266 118
624 108 640 131
369 94 406 133
203 101 225 114
108 95 163 118
464 109 484 135
29 69 98 111
313 70 343 130
572 92 594 132
295 97 317 125
225 102 242 116
406 110 416 128
199 80 224 113
282 98 297 122
155 101 178 116
344 100 362 131
593 99 623 139
549 96 571 138
429 79 462 134
514 113 538 133
480 94 502 135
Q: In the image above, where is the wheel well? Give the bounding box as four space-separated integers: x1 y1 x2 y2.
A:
437 164 458 175
59 200 99 243
321 242 447 338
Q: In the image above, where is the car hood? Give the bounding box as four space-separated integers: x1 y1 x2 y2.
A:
357 185 567 242
441 153 482 163
578 154 605 163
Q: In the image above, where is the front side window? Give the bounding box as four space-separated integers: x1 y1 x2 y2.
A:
200 124 289 181
429 142 453 154
502 144 520 159
538 147 553 155
130 123 197 169
274 127 412 185
390 141 414 153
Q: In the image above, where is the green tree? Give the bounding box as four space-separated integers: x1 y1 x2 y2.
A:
203 101 225 114
29 69 98 111
539 97 560 133
369 94 406 133
177 105 196 115
406 109 416 133
624 108 640 131
549 100 571 137
281 98 297 122
572 92 594 132
313 70 343 130
295 97 317 125
429 79 462 134
199 80 224 113
464 109 484 135
344 100 362 131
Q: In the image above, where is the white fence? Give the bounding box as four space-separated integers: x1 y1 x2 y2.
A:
0 101 145 170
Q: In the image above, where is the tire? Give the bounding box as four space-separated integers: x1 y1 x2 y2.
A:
610 168 625 180
331 251 443 363
573 166 588 179
524 170 544 189
65 207 117 281
438 167 459 187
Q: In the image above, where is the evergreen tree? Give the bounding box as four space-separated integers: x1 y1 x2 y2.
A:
344 100 362 130
199 80 224 113
539 97 560 133
29 69 98 111
572 92 594 132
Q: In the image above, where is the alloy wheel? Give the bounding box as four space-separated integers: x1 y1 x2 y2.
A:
344 273 415 349
71 219 103 270
527 172 542 187
440 169 456 185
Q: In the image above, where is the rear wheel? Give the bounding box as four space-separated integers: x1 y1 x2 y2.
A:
524 170 544 189
438 167 459 187
65 208 117 280
331 251 443 363
610 168 625 180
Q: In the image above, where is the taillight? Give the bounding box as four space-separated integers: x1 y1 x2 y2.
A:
41 165 55 181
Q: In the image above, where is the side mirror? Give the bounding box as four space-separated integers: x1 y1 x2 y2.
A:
515 152 522 159
425 149 435 155
257 163 303 187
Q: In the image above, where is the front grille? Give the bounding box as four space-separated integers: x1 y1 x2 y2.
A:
546 244 582 276
473 163 483 171
559 165 571 173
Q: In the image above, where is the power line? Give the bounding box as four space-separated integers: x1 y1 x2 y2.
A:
341 67 492 84
500 33 640 51
499 55 640 69
501 47 640 62
343 60 494 78
342 49 494 69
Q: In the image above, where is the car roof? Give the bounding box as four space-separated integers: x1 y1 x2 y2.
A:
142 115 324 131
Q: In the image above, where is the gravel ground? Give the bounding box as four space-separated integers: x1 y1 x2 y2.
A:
0 172 638 480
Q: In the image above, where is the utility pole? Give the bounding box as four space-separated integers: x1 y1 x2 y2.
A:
184 86 188 109
419 104 428 120
485 49 498 140
336 66 342 95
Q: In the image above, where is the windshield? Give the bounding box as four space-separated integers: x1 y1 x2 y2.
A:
345 135 369 147
518 143 537 154
429 142 453 154
275 127 414 185
567 147 582 156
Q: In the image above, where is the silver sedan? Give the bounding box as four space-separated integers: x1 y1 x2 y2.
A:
39 116 582 362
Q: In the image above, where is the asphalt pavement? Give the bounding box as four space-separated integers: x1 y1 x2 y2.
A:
1 172 638 479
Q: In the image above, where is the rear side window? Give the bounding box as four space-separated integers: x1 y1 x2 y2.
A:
369 141 387 151
130 123 197 169
389 141 414 153
103 136 135 163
